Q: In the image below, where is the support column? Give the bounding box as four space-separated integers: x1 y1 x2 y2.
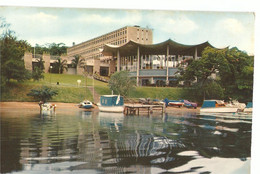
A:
166 45 169 85
137 46 140 86
194 47 198 60
109 58 116 75
117 49 120 72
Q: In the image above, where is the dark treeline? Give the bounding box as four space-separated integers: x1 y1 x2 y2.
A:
31 43 67 56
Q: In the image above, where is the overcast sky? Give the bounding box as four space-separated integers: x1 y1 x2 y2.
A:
0 1 256 55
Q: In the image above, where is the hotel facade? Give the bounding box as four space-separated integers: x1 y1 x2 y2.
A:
67 25 153 76
24 25 216 86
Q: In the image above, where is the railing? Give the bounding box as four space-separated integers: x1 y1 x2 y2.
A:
93 74 109 83
128 68 179 77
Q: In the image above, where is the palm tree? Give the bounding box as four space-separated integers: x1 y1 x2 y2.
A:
72 54 85 74
53 57 68 74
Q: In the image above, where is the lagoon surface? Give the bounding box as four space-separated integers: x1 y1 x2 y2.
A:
1 108 252 174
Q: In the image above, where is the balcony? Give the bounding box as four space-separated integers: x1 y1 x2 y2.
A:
128 68 179 77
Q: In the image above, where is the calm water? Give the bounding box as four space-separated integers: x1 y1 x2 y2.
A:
1 108 252 174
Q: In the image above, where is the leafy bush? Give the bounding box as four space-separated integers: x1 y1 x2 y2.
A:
27 86 58 103
108 71 136 97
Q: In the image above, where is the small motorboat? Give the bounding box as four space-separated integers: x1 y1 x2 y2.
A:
182 100 197 109
39 102 56 115
164 98 184 107
200 100 244 113
244 102 253 113
79 100 94 109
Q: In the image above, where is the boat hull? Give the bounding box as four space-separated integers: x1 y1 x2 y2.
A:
244 108 252 113
81 105 93 109
200 107 238 113
40 103 56 116
98 105 125 113
168 102 184 107
79 100 93 109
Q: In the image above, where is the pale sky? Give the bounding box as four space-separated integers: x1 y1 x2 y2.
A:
0 1 256 55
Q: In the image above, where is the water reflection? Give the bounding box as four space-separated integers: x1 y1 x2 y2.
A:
0 109 251 173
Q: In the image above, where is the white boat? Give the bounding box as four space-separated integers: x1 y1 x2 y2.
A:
39 102 56 115
244 102 253 113
78 100 93 109
97 95 124 113
200 100 241 113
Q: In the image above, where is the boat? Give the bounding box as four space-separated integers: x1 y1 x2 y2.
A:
39 102 56 115
163 98 184 107
97 95 125 113
200 100 240 113
182 100 197 109
244 102 253 113
169 100 184 107
78 100 93 109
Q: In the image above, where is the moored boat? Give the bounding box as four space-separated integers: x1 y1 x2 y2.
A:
39 102 56 115
97 95 124 113
200 100 239 113
182 100 197 109
244 102 253 113
164 98 184 107
78 100 93 109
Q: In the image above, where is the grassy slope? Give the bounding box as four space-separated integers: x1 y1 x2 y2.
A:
1 73 188 103
1 74 107 103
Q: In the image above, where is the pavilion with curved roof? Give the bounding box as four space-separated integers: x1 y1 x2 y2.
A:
102 39 219 86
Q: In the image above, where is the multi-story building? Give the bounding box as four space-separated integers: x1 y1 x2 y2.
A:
24 25 218 86
66 26 153 76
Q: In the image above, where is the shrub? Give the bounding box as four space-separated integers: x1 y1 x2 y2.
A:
27 86 58 103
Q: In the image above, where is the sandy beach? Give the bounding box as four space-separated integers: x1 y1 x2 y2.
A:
0 102 200 115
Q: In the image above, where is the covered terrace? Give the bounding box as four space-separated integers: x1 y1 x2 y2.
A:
102 39 217 86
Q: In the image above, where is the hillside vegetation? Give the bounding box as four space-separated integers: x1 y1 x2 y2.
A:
1 73 189 103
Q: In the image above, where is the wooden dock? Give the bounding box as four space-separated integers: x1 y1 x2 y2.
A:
124 104 165 115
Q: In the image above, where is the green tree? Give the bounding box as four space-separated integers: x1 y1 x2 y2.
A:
52 57 68 74
31 57 45 81
27 86 58 103
0 18 31 90
179 47 254 103
219 47 254 102
34 57 45 71
108 71 136 97
32 67 44 81
31 42 67 56
179 47 228 86
48 43 67 56
72 54 85 74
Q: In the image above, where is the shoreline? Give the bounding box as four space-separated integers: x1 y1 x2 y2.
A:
0 101 200 114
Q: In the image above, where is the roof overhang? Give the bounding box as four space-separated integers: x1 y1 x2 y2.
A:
102 39 220 58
